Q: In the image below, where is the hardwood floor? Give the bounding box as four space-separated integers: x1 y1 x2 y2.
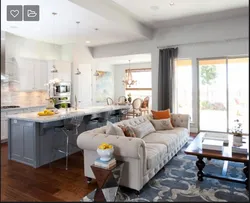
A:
1 143 96 202
1 133 198 202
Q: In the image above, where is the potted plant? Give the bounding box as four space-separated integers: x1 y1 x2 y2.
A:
230 119 243 145
127 93 132 103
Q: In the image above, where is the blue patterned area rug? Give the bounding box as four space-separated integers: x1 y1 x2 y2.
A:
82 141 249 202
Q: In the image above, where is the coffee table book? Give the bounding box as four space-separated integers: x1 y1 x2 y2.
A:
232 145 248 155
202 139 224 151
204 132 229 144
94 158 116 169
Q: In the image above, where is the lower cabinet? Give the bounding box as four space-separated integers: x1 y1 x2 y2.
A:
1 117 8 142
9 120 35 166
1 107 45 142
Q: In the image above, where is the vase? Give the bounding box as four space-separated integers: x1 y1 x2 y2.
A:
128 97 132 103
233 135 242 146
97 147 114 161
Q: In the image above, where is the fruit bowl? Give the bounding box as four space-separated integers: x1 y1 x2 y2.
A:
97 143 114 161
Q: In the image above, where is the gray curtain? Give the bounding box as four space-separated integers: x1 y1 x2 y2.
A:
158 47 178 111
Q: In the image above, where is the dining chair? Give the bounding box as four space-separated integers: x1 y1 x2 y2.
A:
140 96 150 115
118 96 126 104
106 97 114 105
127 98 143 118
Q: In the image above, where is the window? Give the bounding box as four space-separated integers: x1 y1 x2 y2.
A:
125 68 152 109
125 68 152 90
174 59 193 120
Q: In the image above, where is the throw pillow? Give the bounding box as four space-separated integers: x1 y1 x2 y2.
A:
106 121 125 136
130 120 156 139
150 118 174 131
151 109 171 119
118 125 136 138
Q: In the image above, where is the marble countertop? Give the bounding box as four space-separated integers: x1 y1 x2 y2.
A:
1 105 46 112
7 105 130 123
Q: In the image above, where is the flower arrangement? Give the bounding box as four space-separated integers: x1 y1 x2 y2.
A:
230 119 243 137
44 78 61 99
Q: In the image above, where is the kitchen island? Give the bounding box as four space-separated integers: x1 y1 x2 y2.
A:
7 105 129 168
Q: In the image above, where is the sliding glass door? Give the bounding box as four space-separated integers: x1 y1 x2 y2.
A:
198 59 227 132
228 57 249 134
198 57 249 134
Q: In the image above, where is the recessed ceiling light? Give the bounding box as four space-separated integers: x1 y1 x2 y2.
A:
94 28 99 31
86 41 91 44
150 5 159 11
169 2 174 6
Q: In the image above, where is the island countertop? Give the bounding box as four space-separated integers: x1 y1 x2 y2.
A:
7 105 130 123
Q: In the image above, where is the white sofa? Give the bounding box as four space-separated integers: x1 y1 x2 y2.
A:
77 114 190 193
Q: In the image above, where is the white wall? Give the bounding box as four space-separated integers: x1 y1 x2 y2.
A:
92 61 115 105
5 32 61 60
61 43 115 105
113 62 151 100
61 43 94 106
91 15 249 132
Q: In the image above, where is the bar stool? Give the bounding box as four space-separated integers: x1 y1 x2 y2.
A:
97 112 110 127
50 116 84 170
84 115 99 131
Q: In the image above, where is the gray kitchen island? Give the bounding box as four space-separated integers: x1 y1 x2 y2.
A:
7 105 129 168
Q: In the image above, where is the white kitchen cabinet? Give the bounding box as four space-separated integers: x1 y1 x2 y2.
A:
34 60 48 90
18 58 48 91
18 58 35 91
1 109 24 142
1 117 8 142
48 60 71 82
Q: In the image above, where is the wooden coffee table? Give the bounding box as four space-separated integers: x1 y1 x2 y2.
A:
185 132 249 190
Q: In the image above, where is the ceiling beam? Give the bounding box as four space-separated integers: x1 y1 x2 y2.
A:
69 0 153 39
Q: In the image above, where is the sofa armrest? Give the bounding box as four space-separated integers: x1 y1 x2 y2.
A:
77 132 146 159
171 113 191 132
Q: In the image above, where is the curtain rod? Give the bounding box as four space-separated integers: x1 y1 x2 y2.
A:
157 37 248 49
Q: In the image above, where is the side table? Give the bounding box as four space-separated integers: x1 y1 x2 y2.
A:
81 161 124 202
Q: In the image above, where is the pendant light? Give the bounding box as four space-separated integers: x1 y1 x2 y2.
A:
122 60 136 87
75 21 81 75
51 12 58 73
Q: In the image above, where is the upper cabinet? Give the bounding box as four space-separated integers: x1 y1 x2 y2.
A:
18 58 48 91
48 60 72 82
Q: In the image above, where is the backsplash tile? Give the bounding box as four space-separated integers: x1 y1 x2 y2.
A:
1 89 48 107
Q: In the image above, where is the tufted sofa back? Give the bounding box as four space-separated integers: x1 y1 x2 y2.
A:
121 116 149 128
85 113 190 135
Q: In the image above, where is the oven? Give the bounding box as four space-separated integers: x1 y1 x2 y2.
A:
53 82 71 97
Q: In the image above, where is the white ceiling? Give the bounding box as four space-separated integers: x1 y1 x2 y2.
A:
1 0 248 46
95 53 151 65
112 0 249 28
1 0 145 46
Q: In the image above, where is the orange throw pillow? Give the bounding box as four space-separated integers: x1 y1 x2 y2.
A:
151 109 171 119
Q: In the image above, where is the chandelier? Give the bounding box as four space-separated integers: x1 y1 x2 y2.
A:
122 60 136 87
